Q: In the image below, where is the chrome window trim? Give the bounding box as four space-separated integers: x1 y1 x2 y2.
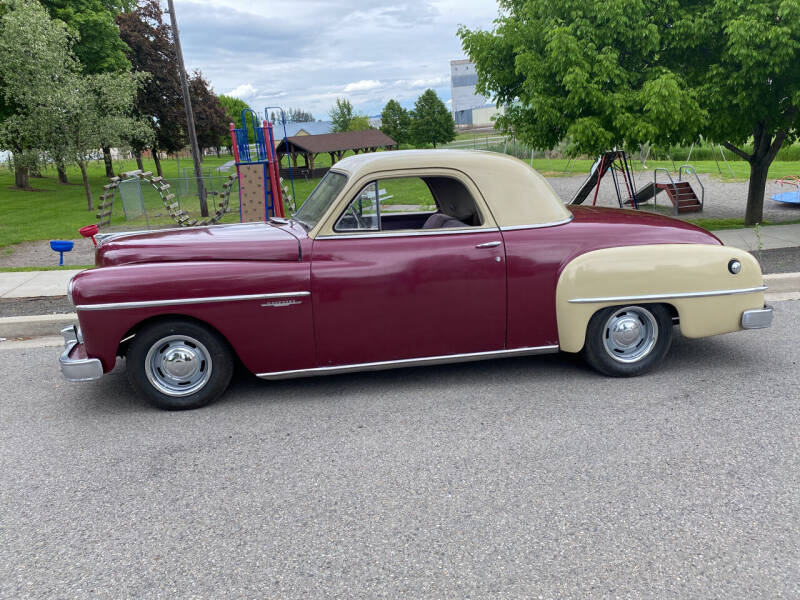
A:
76 291 310 311
316 227 499 240
257 345 559 380
568 285 768 304
499 215 574 231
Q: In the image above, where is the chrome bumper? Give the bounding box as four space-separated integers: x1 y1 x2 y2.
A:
741 305 773 330
59 326 103 382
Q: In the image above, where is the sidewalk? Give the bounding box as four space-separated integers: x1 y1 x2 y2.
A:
0 269 81 299
711 222 800 251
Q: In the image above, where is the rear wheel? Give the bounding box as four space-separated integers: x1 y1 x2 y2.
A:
126 319 233 410
583 304 673 377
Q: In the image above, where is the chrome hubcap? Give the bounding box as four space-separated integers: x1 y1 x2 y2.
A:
602 306 658 363
144 335 212 397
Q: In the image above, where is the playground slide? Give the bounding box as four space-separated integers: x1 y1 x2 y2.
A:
569 151 618 205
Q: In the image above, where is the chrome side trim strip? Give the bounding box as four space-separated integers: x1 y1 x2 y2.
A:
568 286 768 304
500 215 574 231
315 227 499 240
77 291 310 311
257 345 559 380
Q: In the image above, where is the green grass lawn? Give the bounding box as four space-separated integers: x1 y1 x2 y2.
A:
4 151 800 248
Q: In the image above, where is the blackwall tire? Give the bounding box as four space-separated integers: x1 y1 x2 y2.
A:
583 304 673 377
126 319 233 410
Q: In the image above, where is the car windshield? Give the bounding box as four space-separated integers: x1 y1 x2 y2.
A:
292 171 348 230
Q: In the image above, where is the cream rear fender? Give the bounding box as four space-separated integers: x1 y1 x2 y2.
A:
555 244 766 353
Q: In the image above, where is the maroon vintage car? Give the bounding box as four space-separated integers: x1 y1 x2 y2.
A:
61 150 772 409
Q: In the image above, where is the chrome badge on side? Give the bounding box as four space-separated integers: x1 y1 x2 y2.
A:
261 299 303 308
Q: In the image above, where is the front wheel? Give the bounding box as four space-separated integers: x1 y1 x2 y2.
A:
583 304 673 377
126 319 234 410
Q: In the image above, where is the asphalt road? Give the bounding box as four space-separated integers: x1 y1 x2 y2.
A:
1 302 799 599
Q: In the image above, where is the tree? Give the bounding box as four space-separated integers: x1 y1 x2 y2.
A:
410 89 455 148
0 0 77 190
287 108 314 122
41 0 134 75
380 99 411 144
218 94 251 151
188 70 227 157
329 97 355 132
348 115 371 131
117 0 185 177
43 0 136 176
55 70 151 209
460 0 800 226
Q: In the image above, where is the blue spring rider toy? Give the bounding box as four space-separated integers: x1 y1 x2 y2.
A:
49 240 74 266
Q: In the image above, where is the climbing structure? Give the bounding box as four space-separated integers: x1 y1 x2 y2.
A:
101 169 236 228
230 109 286 221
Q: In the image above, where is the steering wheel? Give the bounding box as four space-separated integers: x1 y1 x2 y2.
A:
347 204 368 229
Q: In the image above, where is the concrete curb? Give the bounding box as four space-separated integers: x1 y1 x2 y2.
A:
1 273 799 341
763 272 800 294
0 313 77 339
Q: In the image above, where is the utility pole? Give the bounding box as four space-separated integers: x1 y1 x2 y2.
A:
166 0 208 217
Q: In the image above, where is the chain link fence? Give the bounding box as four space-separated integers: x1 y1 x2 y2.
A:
116 174 239 229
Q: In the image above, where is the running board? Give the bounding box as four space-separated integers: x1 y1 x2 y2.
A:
257 345 560 380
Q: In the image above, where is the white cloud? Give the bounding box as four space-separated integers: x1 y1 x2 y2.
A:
344 79 383 93
174 0 499 116
226 83 257 99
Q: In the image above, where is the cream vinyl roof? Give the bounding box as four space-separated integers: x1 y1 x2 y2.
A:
325 149 571 229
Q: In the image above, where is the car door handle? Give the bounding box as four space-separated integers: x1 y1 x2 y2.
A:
475 241 502 249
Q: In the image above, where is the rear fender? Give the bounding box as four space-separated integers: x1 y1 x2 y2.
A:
555 244 766 352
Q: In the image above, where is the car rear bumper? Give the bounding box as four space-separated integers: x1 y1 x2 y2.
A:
59 326 103 382
741 305 773 330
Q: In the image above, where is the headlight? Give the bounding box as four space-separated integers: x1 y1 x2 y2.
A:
67 277 75 307
728 259 742 275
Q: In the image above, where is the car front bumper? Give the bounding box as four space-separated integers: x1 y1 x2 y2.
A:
59 326 103 382
741 305 773 330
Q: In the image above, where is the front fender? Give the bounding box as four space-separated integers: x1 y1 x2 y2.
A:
71 261 313 374
555 244 766 353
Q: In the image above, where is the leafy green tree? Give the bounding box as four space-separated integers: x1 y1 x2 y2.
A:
460 0 800 225
41 0 133 75
348 114 371 131
329 97 355 132
0 0 77 190
218 94 251 151
54 70 151 209
410 89 455 148
380 99 411 144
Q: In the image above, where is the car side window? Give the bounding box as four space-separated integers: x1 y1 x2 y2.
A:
334 175 483 233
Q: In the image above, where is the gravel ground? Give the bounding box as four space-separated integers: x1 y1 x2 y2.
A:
0 237 96 268
2 173 799 268
1 301 798 598
547 171 800 222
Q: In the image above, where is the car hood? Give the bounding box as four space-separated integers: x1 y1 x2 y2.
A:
95 222 302 267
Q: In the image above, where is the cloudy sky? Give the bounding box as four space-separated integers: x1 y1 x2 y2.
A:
173 0 500 120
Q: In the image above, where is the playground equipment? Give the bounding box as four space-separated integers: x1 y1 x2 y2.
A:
96 169 236 229
50 240 73 266
772 176 800 205
570 150 704 215
79 224 99 247
652 166 704 214
229 109 289 221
